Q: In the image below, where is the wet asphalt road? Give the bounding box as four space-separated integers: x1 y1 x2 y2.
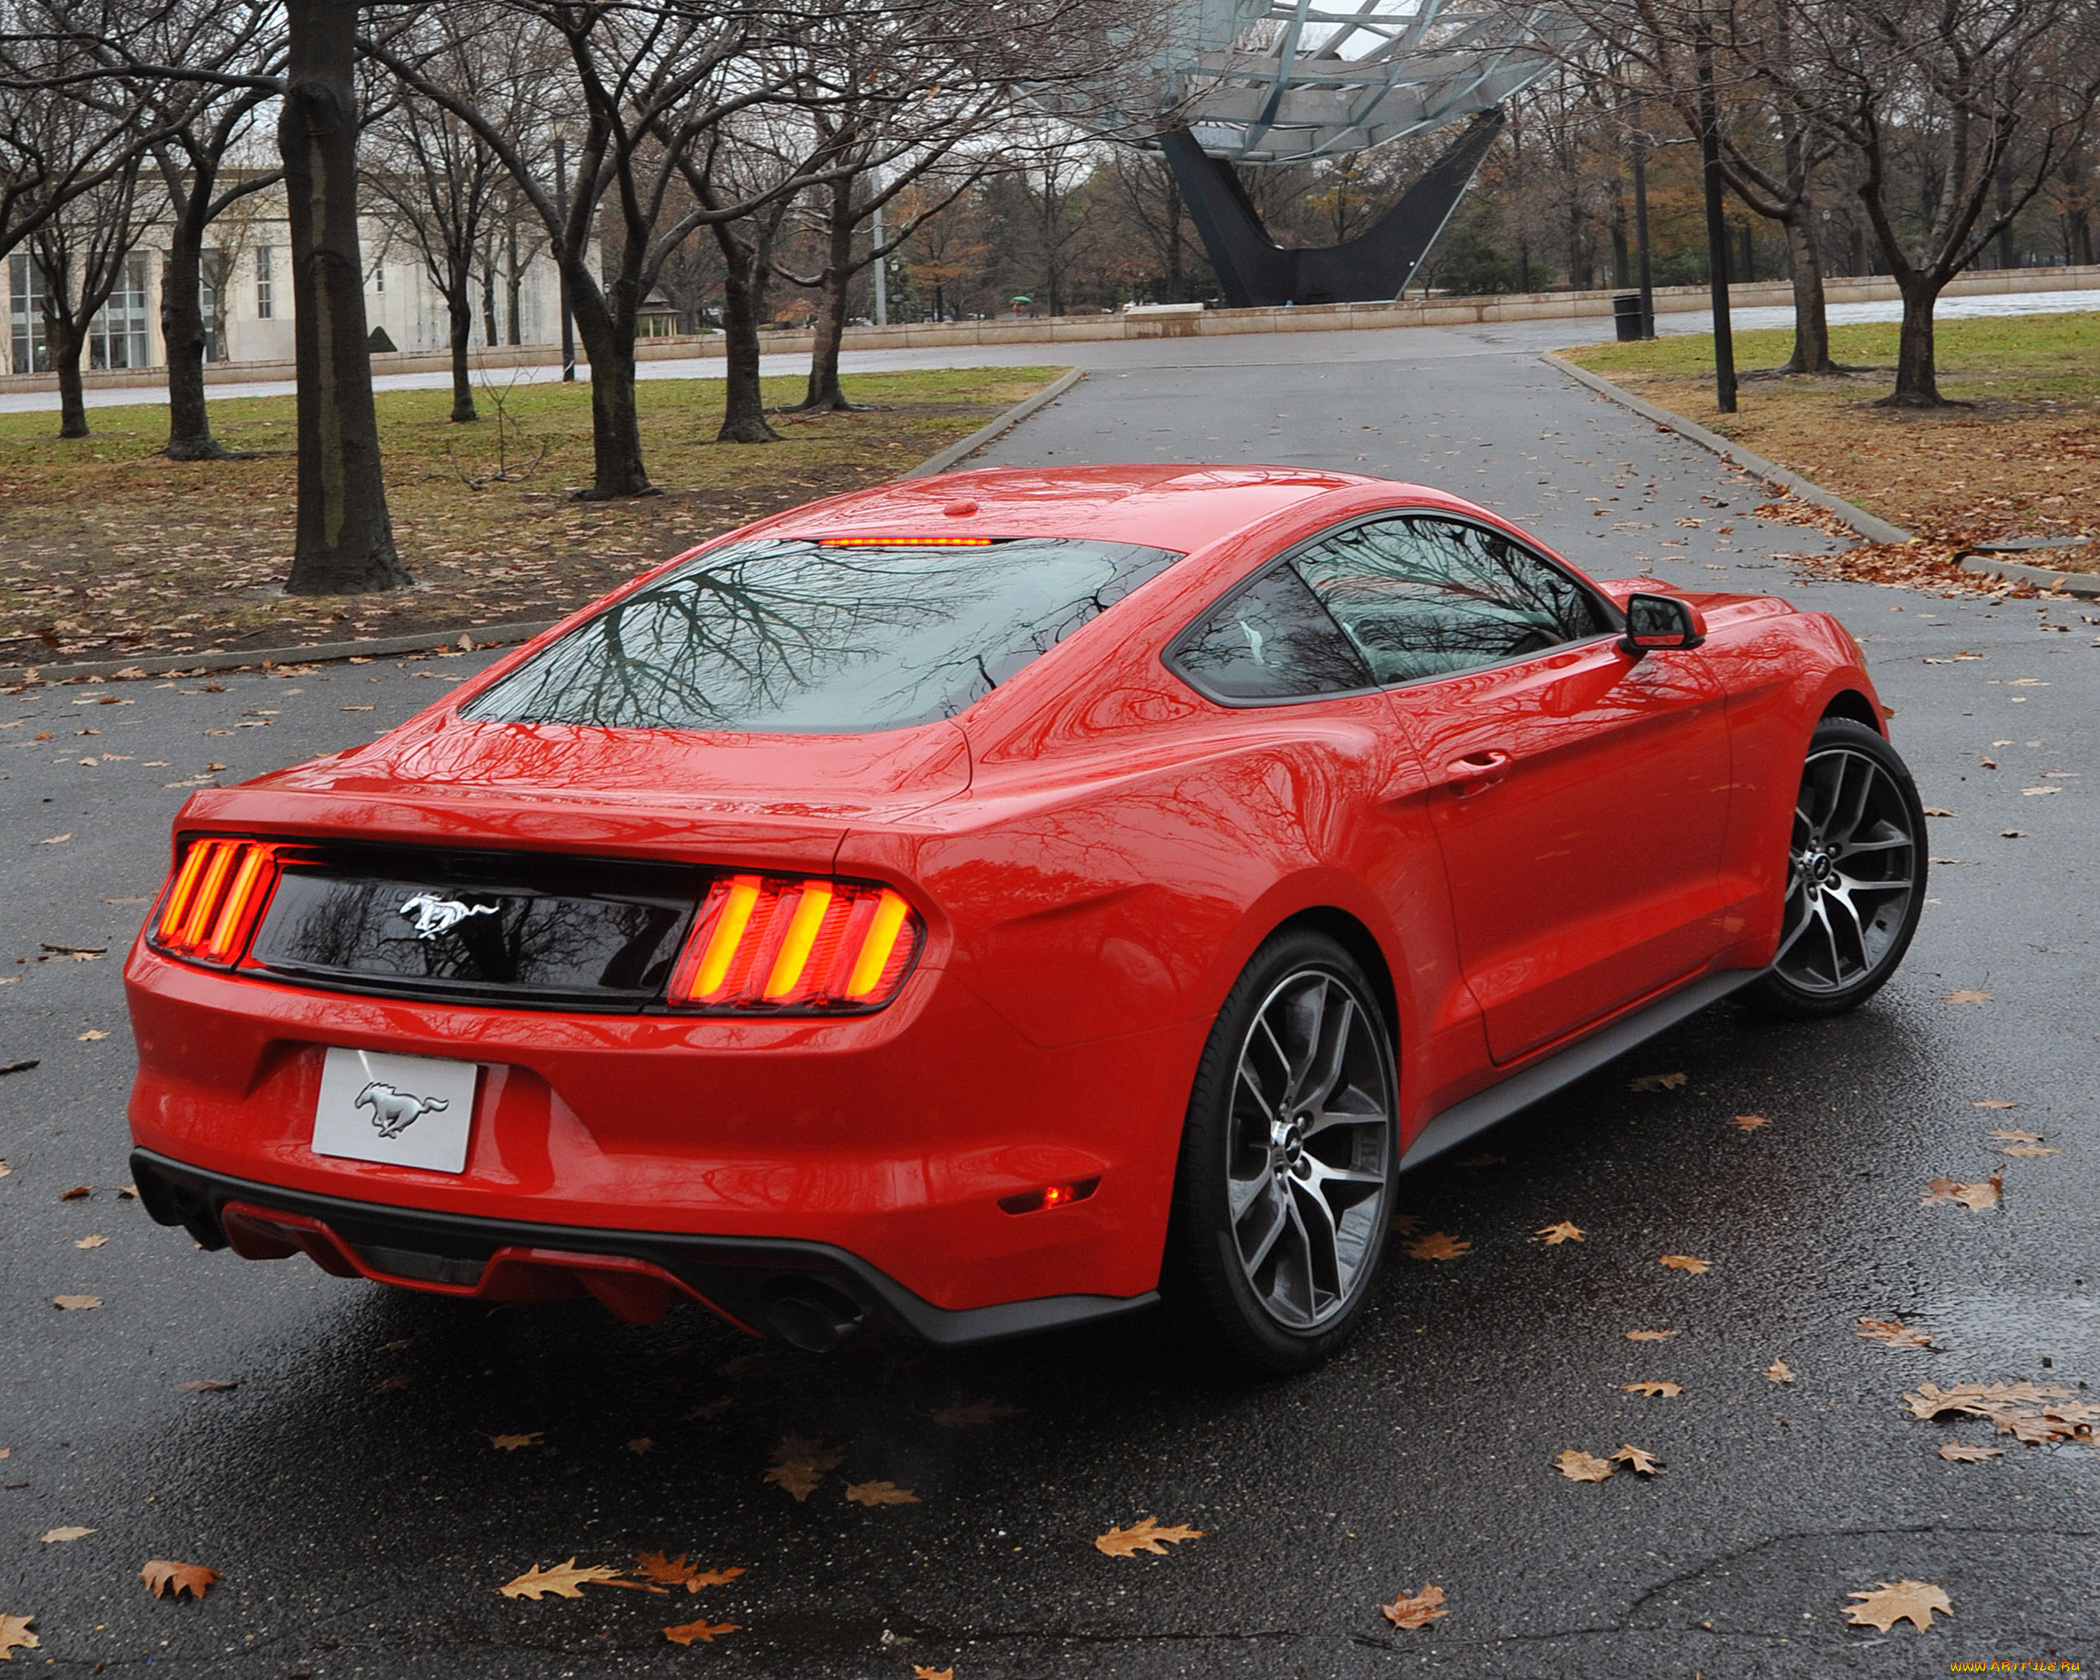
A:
3 325 2096 1679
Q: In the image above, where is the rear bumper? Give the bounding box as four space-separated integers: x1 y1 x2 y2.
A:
131 1148 1157 1346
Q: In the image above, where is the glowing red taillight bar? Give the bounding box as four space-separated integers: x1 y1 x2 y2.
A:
666 874 924 1013
149 838 286 967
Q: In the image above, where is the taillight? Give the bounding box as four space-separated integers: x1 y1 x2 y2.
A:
666 874 924 1013
149 838 285 967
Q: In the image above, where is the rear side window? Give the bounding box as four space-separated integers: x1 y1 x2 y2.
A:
460 536 1181 734
1168 562 1375 701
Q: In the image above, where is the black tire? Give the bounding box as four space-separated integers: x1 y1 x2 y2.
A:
1744 717 1927 1021
1164 929 1397 1373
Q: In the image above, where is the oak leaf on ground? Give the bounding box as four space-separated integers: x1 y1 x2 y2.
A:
498 1560 641 1600
1535 1221 1585 1245
1919 1175 2000 1212
1902 1381 2099 1444
1094 1517 1204 1557
846 1480 921 1506
764 1436 844 1500
633 1553 745 1592
1628 1072 1687 1092
74 1235 107 1248
1844 1580 1952 1633
2001 1145 2058 1158
662 1618 739 1645
1387 1213 1423 1235
913 1669 956 1680
0 1614 37 1661
1765 1361 1796 1384
490 1432 542 1451
1658 1255 1710 1274
1625 1329 1678 1342
1973 1100 2017 1110
51 1295 100 1311
930 1400 1019 1428
1623 1381 1682 1398
1405 1231 1469 1261
1856 1318 1933 1349
141 1560 219 1600
1611 1444 1661 1475
1733 1114 1770 1132
1937 1443 2004 1462
1380 1584 1448 1630
1985 1129 2042 1141
1554 1449 1615 1483
37 1527 93 1544
1941 990 1991 1006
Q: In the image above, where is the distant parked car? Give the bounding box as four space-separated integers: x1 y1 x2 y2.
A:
126 466 1922 1369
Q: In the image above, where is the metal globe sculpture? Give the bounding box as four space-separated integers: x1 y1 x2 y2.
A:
1054 0 1575 306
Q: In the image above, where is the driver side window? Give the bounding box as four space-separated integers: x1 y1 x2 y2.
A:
1290 516 1608 685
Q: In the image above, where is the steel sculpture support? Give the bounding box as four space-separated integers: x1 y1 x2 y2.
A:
1161 110 1503 308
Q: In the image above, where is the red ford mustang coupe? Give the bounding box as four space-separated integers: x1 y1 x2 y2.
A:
125 465 1924 1369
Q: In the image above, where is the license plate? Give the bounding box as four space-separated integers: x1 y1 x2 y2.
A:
312 1048 480 1175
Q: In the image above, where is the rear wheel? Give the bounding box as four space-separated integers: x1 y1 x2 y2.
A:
1166 929 1397 1372
1745 717 1926 1020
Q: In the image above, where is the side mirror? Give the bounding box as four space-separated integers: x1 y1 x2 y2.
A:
1619 592 1707 657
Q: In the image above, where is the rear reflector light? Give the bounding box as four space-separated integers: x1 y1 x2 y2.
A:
666 874 924 1013
999 1177 1101 1215
150 838 286 966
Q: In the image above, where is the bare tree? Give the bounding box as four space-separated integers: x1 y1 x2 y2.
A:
24 149 148 435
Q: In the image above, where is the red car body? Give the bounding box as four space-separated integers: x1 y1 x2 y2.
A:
125 466 1884 1343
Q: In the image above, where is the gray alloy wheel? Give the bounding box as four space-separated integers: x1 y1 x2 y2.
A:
1225 968 1393 1330
1166 928 1398 1372
1749 717 1926 1019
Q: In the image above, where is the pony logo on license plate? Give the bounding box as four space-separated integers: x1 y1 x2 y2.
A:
313 1048 480 1174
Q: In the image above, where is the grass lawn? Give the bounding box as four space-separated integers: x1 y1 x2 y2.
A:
1565 313 2100 571
0 366 1061 665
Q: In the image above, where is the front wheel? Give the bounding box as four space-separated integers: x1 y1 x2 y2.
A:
1745 717 1927 1020
1165 930 1397 1373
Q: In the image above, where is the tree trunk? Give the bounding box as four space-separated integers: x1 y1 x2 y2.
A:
713 223 778 444
446 286 477 423
566 281 652 497
1777 214 1835 375
1880 274 1948 407
795 180 859 414
279 0 408 594
50 317 88 439
161 217 227 459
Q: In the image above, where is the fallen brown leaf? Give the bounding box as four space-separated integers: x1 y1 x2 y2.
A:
912 1668 955 1680
1094 1516 1205 1557
1764 1361 1796 1385
683 1397 733 1421
1733 1113 1770 1132
1625 1329 1679 1342
626 1438 653 1455
377 1374 413 1394
489 1432 542 1451
76 1030 107 1042
1919 1175 2001 1211
1628 1072 1688 1092
59 1186 91 1200
0 1614 37 1661
38 1527 93 1544
1901 1380 2100 1444
73 1235 107 1249
1936 1443 2004 1462
1856 1318 1933 1349
1921 806 1956 816
764 1435 842 1501
140 1560 219 1600
1844 1580 1952 1633
662 1618 739 1645
1658 1255 1710 1274
1380 1583 1448 1630
1622 1381 1682 1398
1535 1221 1585 1245
1387 1213 1423 1235
1985 1129 2042 1141
1972 1099 2017 1109
1555 1449 1615 1483
51 1295 100 1311
176 1379 238 1394
2001 1144 2059 1158
498 1559 638 1600
1611 1444 1661 1475
1405 1231 1470 1261
845 1480 921 1506
930 1400 1020 1428
633 1552 746 1592
1941 990 1992 1005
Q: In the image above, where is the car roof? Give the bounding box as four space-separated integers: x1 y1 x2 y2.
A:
762 464 1486 555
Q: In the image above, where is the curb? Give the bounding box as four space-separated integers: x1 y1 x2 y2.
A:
5 369 1081 685
1541 351 1915 547
900 368 1084 479
1957 553 2100 596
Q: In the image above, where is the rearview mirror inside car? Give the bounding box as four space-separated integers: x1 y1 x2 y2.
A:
1620 592 1707 657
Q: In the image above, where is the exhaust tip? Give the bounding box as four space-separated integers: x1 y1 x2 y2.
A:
765 1284 865 1353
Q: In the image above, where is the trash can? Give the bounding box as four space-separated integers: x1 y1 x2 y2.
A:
1613 294 1644 342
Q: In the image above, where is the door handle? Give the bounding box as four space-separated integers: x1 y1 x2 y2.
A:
1443 749 1510 796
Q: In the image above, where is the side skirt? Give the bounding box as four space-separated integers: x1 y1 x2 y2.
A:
1398 969 1761 1174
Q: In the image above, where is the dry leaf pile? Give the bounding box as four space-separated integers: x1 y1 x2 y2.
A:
1902 1381 2100 1445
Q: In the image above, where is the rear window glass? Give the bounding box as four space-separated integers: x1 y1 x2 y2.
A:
459 536 1182 734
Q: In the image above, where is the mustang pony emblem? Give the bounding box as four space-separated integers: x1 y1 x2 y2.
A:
354 1080 450 1139
397 892 499 940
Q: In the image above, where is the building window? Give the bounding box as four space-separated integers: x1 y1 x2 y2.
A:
372 260 385 296
8 254 49 374
255 245 273 319
89 254 151 370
